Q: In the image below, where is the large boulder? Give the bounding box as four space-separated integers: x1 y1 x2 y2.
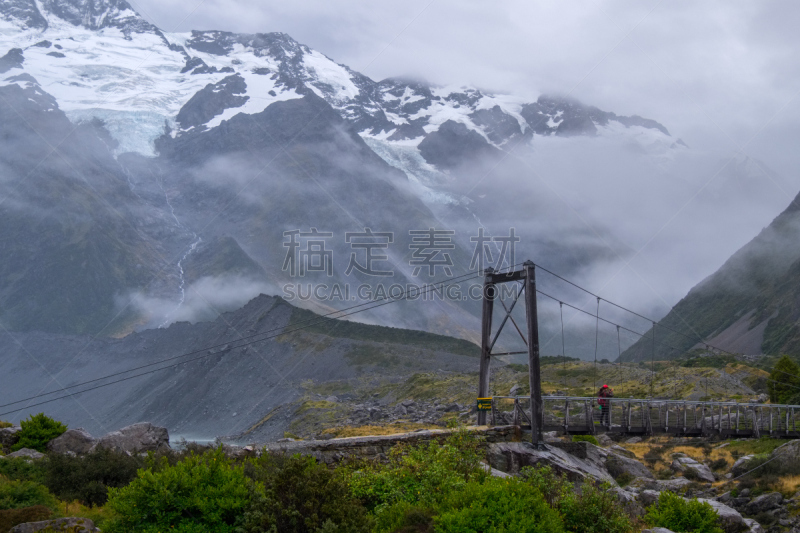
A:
10 517 98 532
631 476 692 493
697 499 747 533
610 444 637 458
743 518 764 533
608 486 645 517
744 492 783 515
93 422 170 453
606 451 655 480
4 448 45 460
670 454 715 483
47 428 96 455
638 489 660 506
0 426 21 452
596 434 613 447
730 455 755 477
485 441 615 483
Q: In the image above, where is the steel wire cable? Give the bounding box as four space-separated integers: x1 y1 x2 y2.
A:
535 288 800 394
0 264 520 415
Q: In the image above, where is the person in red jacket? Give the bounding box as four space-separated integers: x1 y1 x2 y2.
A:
598 384 614 426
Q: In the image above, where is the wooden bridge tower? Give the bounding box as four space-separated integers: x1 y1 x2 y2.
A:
477 260 545 448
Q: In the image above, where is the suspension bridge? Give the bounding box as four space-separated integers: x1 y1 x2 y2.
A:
485 396 800 439
2 260 799 445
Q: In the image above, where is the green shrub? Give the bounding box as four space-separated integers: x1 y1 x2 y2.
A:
571 435 599 446
0 421 12 429
44 447 144 507
434 477 565 533
106 448 250 533
0 478 58 510
709 458 728 471
238 453 372 533
522 465 634 533
768 355 800 404
370 502 435 533
644 491 723 533
11 413 66 453
349 430 488 515
0 505 53 532
0 456 45 483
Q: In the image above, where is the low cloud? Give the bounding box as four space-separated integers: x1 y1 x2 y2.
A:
125 275 280 329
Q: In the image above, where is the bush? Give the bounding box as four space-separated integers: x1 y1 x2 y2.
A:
522 465 634 533
709 458 728 471
106 448 250 533
644 491 723 533
571 435 599 446
768 355 800 404
0 456 45 483
11 413 66 452
238 453 372 533
0 505 53 532
44 447 144 507
434 477 565 533
0 421 12 429
0 478 58 510
349 430 488 515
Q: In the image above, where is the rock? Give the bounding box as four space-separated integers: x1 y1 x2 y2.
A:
730 455 755 476
596 434 613 446
743 518 764 533
608 486 645 517
757 393 768 403
325 395 338 403
481 463 512 478
5 448 45 460
485 441 615 483
542 431 559 443
510 384 520 395
671 454 715 482
606 451 655 480
394 404 407 415
638 489 660 507
47 428 96 455
745 492 783 515
610 444 636 458
632 476 692 493
625 436 642 444
93 422 170 453
698 499 747 533
10 517 99 532
443 403 460 412
0 426 21 452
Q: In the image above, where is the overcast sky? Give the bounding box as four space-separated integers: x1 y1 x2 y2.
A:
129 0 800 180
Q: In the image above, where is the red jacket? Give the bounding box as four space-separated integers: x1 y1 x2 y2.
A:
598 388 613 406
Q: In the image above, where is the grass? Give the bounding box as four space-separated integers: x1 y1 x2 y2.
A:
321 423 443 438
287 306 480 357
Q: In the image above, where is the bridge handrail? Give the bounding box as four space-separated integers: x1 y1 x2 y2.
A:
489 395 800 409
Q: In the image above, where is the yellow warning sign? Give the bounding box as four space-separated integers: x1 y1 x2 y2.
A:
476 398 493 411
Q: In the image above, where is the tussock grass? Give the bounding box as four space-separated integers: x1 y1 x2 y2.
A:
321 423 442 438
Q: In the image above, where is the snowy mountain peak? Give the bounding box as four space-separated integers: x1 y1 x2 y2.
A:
43 0 157 33
1 0 158 34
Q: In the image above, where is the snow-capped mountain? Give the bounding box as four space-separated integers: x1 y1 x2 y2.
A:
0 0 677 161
6 0 784 355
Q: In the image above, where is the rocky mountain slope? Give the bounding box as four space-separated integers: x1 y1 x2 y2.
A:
0 293 479 441
622 188 800 361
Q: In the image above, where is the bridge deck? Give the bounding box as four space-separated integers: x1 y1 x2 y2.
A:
488 396 800 438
